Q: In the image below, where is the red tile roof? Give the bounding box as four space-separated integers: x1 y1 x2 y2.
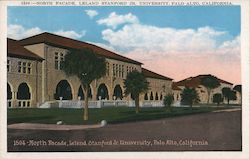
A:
172 82 182 90
18 32 142 65
7 38 43 61
175 74 233 88
142 68 172 81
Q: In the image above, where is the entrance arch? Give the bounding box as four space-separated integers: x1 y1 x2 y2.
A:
54 80 72 100
150 92 153 100
7 83 12 100
7 83 12 107
17 83 30 100
17 82 31 107
77 86 85 100
113 85 123 100
97 83 109 100
155 92 159 100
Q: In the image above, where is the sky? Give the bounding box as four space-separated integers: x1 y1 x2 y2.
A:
7 6 241 84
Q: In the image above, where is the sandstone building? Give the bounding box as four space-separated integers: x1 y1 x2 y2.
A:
172 75 240 105
7 32 173 108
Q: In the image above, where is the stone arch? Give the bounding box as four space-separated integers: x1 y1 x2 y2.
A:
88 85 93 99
155 92 159 100
97 83 109 100
17 82 31 100
150 92 154 100
77 85 85 100
144 93 148 100
113 84 123 100
7 82 12 100
7 83 13 108
54 80 72 100
17 82 31 107
131 93 135 100
160 93 163 100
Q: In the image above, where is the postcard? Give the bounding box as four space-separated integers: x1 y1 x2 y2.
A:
0 0 249 159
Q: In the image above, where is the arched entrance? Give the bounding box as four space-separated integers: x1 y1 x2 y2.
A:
97 83 109 100
155 92 159 100
77 86 85 100
160 93 163 100
150 92 153 100
113 85 123 100
17 82 31 107
54 80 72 100
7 83 12 107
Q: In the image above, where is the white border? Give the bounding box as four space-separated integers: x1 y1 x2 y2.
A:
0 0 249 159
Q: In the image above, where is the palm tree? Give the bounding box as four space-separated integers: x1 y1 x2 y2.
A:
62 48 106 120
181 87 200 109
200 76 220 104
222 87 237 105
124 70 149 114
212 93 223 106
233 85 242 105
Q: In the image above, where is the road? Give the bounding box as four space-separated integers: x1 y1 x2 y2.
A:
7 110 242 151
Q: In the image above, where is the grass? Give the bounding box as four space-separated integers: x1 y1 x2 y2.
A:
7 106 234 125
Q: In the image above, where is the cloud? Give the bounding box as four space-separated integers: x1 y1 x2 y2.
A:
99 20 240 83
97 12 139 29
85 10 98 19
54 30 86 39
7 24 85 40
101 24 230 55
8 24 43 40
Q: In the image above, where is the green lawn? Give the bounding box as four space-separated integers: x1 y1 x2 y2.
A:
7 106 234 125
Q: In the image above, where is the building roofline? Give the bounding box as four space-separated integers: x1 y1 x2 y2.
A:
142 68 173 81
18 32 142 65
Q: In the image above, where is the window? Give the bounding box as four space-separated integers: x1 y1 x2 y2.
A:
115 64 118 77
126 66 129 74
55 52 64 70
106 62 109 76
18 61 32 74
7 60 10 72
118 65 121 77
113 64 116 76
122 65 124 78
18 61 21 73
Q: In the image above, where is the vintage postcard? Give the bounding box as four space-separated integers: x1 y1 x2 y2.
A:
0 0 249 159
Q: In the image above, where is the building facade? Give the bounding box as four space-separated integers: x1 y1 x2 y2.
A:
7 32 173 108
173 75 240 105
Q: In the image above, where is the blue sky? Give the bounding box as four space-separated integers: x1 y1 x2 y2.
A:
8 6 240 42
7 6 241 83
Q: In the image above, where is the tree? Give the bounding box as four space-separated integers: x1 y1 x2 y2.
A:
62 48 106 120
222 87 237 105
124 70 149 114
200 76 220 104
233 85 242 105
163 94 174 112
213 93 223 106
181 87 200 109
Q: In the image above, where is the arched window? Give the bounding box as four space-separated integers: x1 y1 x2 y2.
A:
54 80 72 100
144 93 148 100
97 83 109 100
113 85 123 100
